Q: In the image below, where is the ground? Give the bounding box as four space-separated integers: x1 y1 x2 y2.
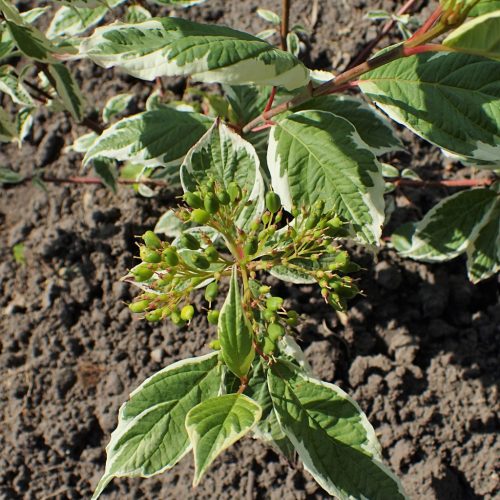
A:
0 1 498 499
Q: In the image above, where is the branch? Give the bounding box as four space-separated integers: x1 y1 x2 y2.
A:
348 0 421 69
17 176 171 188
394 178 495 188
280 0 291 50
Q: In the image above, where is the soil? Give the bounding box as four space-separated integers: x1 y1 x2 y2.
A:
1 1 499 499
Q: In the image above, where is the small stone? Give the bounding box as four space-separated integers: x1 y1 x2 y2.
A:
150 348 166 364
55 369 77 398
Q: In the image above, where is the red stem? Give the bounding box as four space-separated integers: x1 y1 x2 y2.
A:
407 5 443 42
395 178 495 188
348 0 420 68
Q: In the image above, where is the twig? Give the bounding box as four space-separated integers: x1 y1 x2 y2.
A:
17 176 171 187
280 0 291 50
394 178 495 188
348 0 421 68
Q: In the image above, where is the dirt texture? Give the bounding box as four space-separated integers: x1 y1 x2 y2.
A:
1 1 499 499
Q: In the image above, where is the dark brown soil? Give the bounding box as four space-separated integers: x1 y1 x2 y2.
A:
1 1 499 499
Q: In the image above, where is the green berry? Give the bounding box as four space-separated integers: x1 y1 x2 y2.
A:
262 309 277 322
180 233 200 250
162 247 179 266
227 182 241 202
128 300 150 313
183 192 204 209
207 309 220 325
180 304 195 321
262 337 276 355
142 230 161 250
132 264 154 282
145 309 162 322
244 236 259 257
259 285 271 295
286 310 299 326
305 214 320 231
205 281 219 302
140 246 161 264
266 296 283 312
204 193 220 214
217 190 230 205
209 340 221 350
267 323 285 341
171 310 186 327
191 208 210 225
192 253 210 269
205 245 219 263
265 192 281 213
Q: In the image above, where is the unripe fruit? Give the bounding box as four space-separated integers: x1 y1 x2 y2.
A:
204 192 219 214
183 192 203 209
128 300 150 313
132 264 154 282
262 309 277 322
170 310 186 326
162 247 179 266
262 337 276 355
192 253 210 269
244 237 258 257
250 219 261 232
217 190 230 205
180 304 195 321
140 246 161 264
313 199 325 213
209 340 221 350
259 285 271 295
191 208 210 225
180 233 200 250
145 309 162 322
205 245 219 262
207 309 220 325
265 192 281 214
286 310 299 326
266 296 283 312
142 230 161 249
267 323 285 341
227 182 241 202
305 214 320 231
262 212 271 224
205 281 219 302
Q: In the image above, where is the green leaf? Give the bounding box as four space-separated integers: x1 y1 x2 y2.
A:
257 8 281 25
47 5 108 38
102 93 133 123
218 266 255 378
92 352 221 500
16 107 35 143
466 196 500 282
0 65 34 106
294 95 404 155
444 10 500 60
84 107 212 168
186 393 262 485
268 361 407 499
80 17 309 90
270 265 316 284
359 53 500 164
93 158 118 192
181 121 265 229
268 110 385 245
125 4 152 23
0 166 24 184
46 63 86 122
397 188 498 261
224 84 271 125
469 0 500 15
0 108 17 143
245 362 295 459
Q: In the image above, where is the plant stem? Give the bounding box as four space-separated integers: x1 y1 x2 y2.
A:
280 0 291 51
394 178 495 188
18 175 171 187
348 0 420 68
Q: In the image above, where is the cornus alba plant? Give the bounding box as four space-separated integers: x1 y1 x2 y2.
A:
0 0 499 497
